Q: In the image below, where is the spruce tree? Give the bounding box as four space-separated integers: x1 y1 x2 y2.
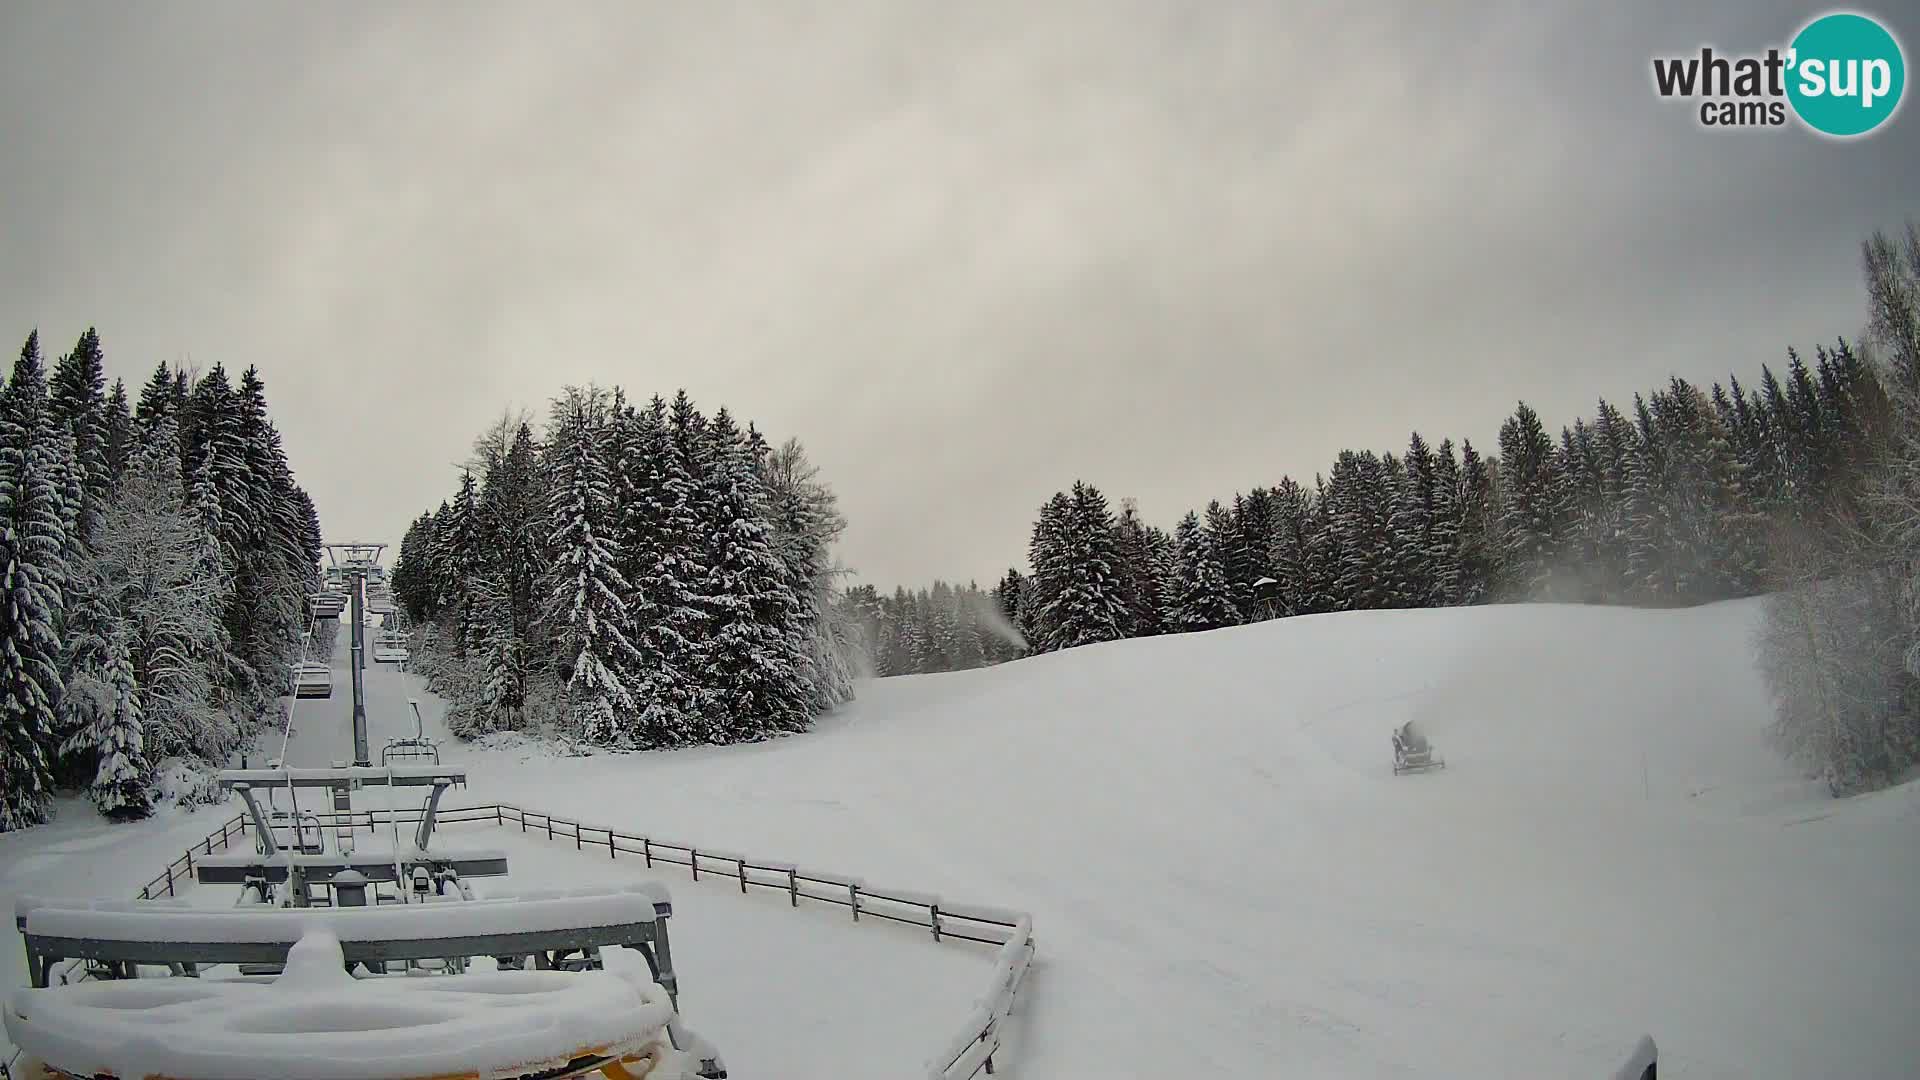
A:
1 332 69 829
104 378 134 493
135 362 176 431
541 387 639 745
49 329 110 541
1112 499 1164 637
1043 482 1132 648
1023 492 1073 652
65 629 151 819
1267 478 1314 616
629 392 712 747
1390 433 1438 606
1427 439 1464 605
1171 510 1238 631
696 408 811 741
1456 440 1498 602
994 568 1025 657
1496 402 1560 599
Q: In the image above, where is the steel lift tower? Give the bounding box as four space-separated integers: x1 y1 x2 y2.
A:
321 542 386 767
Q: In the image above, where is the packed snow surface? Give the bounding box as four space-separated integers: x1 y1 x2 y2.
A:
5 597 1919 1078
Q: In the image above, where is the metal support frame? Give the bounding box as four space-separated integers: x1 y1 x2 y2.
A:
322 542 386 768
348 576 368 766
415 779 452 851
220 767 470 908
19 919 670 989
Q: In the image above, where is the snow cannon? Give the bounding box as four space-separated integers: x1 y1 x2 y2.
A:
1391 721 1444 775
1612 1034 1657 1079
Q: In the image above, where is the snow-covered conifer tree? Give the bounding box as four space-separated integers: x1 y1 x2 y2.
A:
1039 482 1132 649
541 387 639 744
696 408 811 741
1171 510 1238 631
63 628 150 819
1 332 67 830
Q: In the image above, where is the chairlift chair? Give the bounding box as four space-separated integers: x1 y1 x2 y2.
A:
382 699 440 766
291 661 333 699
372 632 410 666
265 810 327 857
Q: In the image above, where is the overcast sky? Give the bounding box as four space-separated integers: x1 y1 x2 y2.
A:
3 2 1916 588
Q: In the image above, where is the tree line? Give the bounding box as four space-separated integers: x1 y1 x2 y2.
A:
391 386 859 750
875 344 1876 665
835 580 1025 677
1 331 321 830
869 222 1920 799
997 347 1877 652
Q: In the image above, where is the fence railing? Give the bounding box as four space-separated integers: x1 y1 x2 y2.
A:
134 814 250 900
127 802 1034 1080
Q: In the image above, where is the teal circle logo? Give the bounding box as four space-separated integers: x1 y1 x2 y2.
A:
1787 12 1905 136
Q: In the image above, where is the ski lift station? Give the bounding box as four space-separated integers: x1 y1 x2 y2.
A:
1 542 731 1079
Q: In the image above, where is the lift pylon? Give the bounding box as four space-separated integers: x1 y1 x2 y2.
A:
321 543 387 767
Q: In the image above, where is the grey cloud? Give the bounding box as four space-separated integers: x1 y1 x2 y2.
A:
3 2 1916 587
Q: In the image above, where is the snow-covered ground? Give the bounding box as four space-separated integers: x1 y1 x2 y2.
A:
8 598 1920 1078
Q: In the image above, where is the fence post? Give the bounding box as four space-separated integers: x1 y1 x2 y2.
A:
690 849 699 881
609 830 617 859
575 820 582 851
545 815 553 841
849 882 860 922
736 857 748 894
495 805 503 827
642 838 651 867
930 902 942 942
788 869 798 907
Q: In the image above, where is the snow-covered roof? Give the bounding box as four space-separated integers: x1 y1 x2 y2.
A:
4 929 680 1080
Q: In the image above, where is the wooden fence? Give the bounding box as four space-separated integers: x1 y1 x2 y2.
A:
131 802 1034 1080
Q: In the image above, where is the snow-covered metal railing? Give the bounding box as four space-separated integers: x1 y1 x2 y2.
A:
486 805 1036 1080
133 803 1036 1079
134 815 251 900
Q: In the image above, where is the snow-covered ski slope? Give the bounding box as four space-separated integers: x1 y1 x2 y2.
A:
8 597 1920 1078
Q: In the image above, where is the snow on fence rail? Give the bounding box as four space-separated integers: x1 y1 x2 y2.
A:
130 803 1033 1080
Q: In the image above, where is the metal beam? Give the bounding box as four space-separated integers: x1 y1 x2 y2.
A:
219 765 465 788
349 567 368 766
192 852 511 885
22 920 658 978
